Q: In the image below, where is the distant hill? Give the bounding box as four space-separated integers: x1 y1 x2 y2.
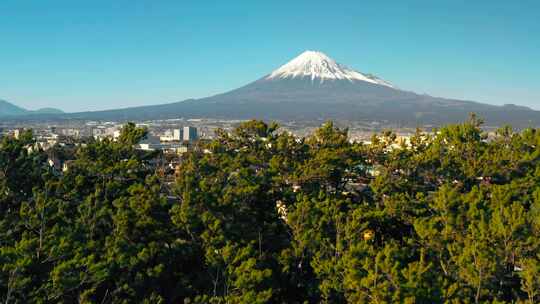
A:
34 107 64 114
0 100 63 117
0 99 29 116
4 51 540 128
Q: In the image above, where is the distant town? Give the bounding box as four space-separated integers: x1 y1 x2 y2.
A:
0 116 505 148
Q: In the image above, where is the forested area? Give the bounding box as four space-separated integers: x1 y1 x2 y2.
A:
2 117 540 303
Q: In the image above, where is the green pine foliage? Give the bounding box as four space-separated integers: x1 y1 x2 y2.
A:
2 117 540 303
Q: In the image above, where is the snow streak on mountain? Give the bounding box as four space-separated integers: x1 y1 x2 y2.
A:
266 50 394 88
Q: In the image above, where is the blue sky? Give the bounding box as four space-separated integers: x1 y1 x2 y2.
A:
1 0 539 112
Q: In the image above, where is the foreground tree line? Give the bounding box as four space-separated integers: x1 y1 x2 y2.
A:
2 117 540 303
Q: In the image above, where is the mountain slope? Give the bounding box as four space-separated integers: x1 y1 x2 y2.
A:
8 51 540 127
34 107 64 114
0 99 63 117
0 99 29 116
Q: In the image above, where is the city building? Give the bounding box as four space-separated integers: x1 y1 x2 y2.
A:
137 135 161 151
173 129 182 141
183 126 198 141
160 129 183 142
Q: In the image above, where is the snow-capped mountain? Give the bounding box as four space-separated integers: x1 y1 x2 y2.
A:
18 50 540 128
267 50 394 88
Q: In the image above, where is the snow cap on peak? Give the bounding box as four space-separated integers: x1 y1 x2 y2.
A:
267 50 394 88
295 50 335 62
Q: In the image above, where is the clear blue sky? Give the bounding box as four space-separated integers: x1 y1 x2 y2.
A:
1 0 539 112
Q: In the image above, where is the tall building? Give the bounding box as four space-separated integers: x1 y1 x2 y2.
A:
183 126 198 142
173 129 182 141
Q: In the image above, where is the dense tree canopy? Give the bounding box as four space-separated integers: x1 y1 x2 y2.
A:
2 118 540 303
